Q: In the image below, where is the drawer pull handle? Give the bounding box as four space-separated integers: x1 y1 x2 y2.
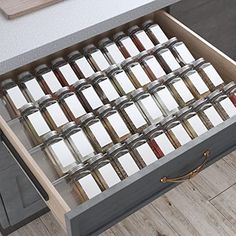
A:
160 150 210 183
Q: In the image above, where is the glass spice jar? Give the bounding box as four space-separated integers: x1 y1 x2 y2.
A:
143 124 175 158
130 88 164 124
38 95 68 131
128 25 154 51
83 44 111 71
55 87 87 123
113 31 140 58
142 20 168 44
193 58 224 91
121 58 151 88
177 65 210 99
35 64 62 95
43 131 78 176
80 113 113 153
97 104 131 143
105 65 136 96
88 72 120 104
18 71 45 103
98 37 125 64
164 73 195 107
73 79 104 112
223 82 236 107
114 96 148 133
147 80 179 116
62 122 95 162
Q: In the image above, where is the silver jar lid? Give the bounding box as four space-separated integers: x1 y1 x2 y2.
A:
176 65 192 77
51 57 66 69
105 64 120 76
18 71 34 83
80 113 95 125
192 58 205 69
55 86 71 98
107 143 125 156
97 104 112 117
113 31 127 42
150 43 166 55
62 121 78 134
83 44 97 55
88 71 105 83
67 50 82 62
20 103 37 115
68 163 88 177
72 79 87 90
160 114 177 127
87 153 104 166
146 80 163 93
121 57 135 70
165 37 178 47
135 50 149 62
125 133 142 146
38 94 53 107
42 130 59 143
163 72 177 84
223 82 236 93
114 95 129 108
98 37 113 49
191 98 208 110
128 25 141 36
142 20 155 30
1 78 16 89
207 89 222 101
130 88 146 100
176 106 193 119
35 64 51 75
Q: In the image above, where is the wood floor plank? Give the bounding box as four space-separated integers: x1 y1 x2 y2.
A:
223 151 236 172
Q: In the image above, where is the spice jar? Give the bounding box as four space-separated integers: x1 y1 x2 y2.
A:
81 113 113 153
151 44 181 73
62 122 95 162
164 73 195 107
131 88 164 124
177 65 210 99
83 44 111 71
88 72 120 104
147 80 179 116
87 153 121 190
18 71 45 103
69 163 102 202
43 131 78 176
137 51 166 81
193 58 224 91
208 90 236 120
126 133 158 166
98 37 125 64
223 82 236 107
38 95 68 131
97 104 131 143
51 57 79 86
1 79 28 117
56 87 86 123
105 65 136 95
161 115 192 148
191 99 224 129
176 107 208 139
73 79 103 112
121 58 151 88
143 124 175 158
113 31 140 58
35 64 62 95
142 20 168 44
114 96 148 133
166 37 195 65
128 25 154 51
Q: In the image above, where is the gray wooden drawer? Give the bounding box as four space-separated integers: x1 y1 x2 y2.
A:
0 10 236 236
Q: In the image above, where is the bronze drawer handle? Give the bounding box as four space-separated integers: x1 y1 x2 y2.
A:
160 150 210 183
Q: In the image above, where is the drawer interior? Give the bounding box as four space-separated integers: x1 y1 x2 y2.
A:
0 10 236 235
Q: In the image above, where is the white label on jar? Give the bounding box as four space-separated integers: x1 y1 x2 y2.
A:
25 79 45 101
90 121 112 147
78 174 101 199
46 103 68 127
136 31 154 50
7 86 28 109
161 50 180 71
136 143 157 165
99 79 120 102
42 71 62 93
173 80 194 103
115 71 135 94
107 113 130 138
59 64 79 85
28 111 51 136
130 64 151 86
64 94 86 118
149 24 168 43
187 115 208 136
75 57 95 78
82 87 103 110
106 44 125 64
118 153 139 176
145 57 166 78
120 37 140 56
124 104 147 129
188 71 209 94
99 163 120 187
171 124 191 146
154 133 175 155
204 106 223 127
174 43 195 64
91 50 110 71
220 98 236 118
203 65 224 87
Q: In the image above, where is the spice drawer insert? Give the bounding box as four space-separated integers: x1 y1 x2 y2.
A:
1 10 236 236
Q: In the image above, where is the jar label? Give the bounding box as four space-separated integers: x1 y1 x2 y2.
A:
118 153 139 176
91 50 110 71
187 115 208 136
149 24 168 43
145 57 166 78
136 31 154 50
75 57 95 78
203 65 224 87
136 143 157 165
160 50 180 71
130 64 151 86
115 71 135 94
82 87 103 110
106 43 125 64
173 43 195 64
204 106 223 127
59 64 79 85
120 37 139 57
99 79 120 102
188 71 209 94
25 78 45 101
173 80 194 103
220 98 236 118
171 124 191 146
154 133 175 155
7 86 28 109
42 71 62 93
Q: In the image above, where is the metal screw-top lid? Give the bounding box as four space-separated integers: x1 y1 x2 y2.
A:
38 94 53 107
1 78 16 89
176 65 192 77
160 114 176 127
163 72 176 83
68 163 88 178
97 104 112 117
176 106 192 119
192 58 205 69
51 57 67 69
130 88 145 100
113 31 127 42
42 130 59 143
165 37 178 48
107 143 125 156
87 153 104 166
114 95 129 108
18 71 34 83
80 113 95 125
142 20 155 30
147 80 162 93
143 124 161 136
121 57 135 70
223 82 236 93
72 79 87 90
35 64 51 75
88 71 105 84
20 103 37 115
55 86 71 98
125 133 142 146
98 37 113 49
105 64 120 76
61 121 78 134
83 44 97 55
135 50 149 62
67 50 82 62
128 25 141 36
191 98 208 110
150 43 166 55
207 89 222 101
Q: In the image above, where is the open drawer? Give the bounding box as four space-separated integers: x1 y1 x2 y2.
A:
1 10 236 236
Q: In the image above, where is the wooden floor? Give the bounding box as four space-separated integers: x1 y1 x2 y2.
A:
1 150 235 236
